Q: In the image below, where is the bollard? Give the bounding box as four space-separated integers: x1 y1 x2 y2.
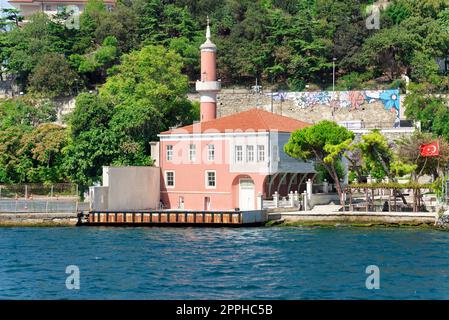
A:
289 191 294 207
294 190 299 203
273 191 279 208
323 179 329 193
303 191 308 211
306 179 312 199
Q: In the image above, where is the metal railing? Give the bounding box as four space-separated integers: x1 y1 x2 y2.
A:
0 183 84 213
0 183 78 199
337 121 415 130
0 199 89 213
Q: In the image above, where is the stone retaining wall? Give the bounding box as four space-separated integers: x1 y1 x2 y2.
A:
188 89 401 125
0 212 78 226
269 211 437 225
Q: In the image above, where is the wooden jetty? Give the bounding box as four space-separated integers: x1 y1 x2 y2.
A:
77 210 267 227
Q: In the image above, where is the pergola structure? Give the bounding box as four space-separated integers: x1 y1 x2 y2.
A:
346 183 434 213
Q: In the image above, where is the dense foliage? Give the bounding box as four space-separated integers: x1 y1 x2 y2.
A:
284 120 355 204
1 0 449 92
0 98 65 183
64 45 197 187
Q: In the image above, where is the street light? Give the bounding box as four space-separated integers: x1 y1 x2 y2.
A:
332 57 337 92
331 57 337 121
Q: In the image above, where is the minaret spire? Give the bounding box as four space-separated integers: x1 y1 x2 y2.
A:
196 17 221 123
206 15 211 40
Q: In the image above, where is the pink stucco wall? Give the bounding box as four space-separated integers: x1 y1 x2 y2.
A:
159 138 267 211
200 101 217 122
200 51 217 82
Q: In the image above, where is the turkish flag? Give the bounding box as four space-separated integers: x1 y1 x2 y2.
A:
420 141 439 157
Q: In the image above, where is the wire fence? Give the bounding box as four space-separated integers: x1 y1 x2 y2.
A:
0 199 89 213
0 183 87 213
0 183 78 199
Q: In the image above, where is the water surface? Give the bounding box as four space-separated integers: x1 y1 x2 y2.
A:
0 226 448 299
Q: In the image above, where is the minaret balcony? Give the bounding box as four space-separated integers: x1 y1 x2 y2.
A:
196 80 221 92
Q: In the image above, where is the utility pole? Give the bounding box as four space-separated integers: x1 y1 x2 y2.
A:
332 57 337 92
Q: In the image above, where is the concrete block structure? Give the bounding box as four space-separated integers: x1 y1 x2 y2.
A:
90 166 160 211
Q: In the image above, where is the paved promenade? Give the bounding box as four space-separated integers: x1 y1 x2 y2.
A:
269 205 437 225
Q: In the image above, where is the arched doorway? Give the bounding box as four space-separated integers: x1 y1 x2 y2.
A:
238 178 255 210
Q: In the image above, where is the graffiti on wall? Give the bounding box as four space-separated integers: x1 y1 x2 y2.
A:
270 89 400 119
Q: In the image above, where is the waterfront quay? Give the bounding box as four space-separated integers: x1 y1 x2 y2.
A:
79 210 268 227
266 204 438 226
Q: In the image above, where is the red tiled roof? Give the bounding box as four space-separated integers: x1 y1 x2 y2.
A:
161 108 311 135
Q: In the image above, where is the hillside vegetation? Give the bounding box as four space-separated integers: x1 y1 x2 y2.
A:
1 0 449 92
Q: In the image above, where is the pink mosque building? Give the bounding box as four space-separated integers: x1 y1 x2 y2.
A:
155 21 316 211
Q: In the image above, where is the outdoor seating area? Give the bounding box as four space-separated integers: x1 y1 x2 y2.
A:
345 183 441 213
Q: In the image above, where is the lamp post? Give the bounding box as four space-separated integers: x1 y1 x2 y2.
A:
332 57 337 121
332 57 337 92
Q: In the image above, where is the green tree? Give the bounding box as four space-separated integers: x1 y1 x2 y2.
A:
2 8 23 27
64 45 196 188
101 45 196 153
94 3 139 52
0 126 26 183
284 120 354 204
394 132 449 179
28 53 80 97
404 82 448 132
69 36 120 84
410 51 440 82
63 93 117 187
356 130 393 180
0 98 59 183
18 124 68 183
3 13 65 86
0 98 56 129
63 127 120 187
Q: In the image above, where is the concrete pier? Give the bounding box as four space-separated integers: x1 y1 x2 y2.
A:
79 210 268 227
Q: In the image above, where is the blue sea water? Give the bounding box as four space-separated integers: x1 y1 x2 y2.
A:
0 226 449 299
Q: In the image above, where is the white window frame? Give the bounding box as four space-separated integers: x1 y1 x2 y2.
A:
165 171 175 188
246 145 255 162
205 170 216 189
208 144 215 161
257 145 265 162
189 144 196 162
166 145 173 161
235 145 243 163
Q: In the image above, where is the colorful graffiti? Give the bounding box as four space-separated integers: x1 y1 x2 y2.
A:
270 89 400 119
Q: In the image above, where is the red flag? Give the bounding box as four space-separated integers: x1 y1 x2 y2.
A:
420 141 439 157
